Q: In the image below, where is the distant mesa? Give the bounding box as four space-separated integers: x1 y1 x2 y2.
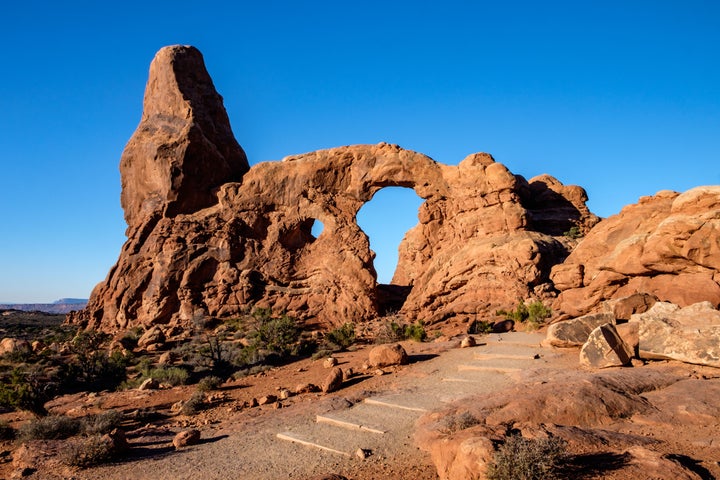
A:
1 299 88 315
67 45 720 335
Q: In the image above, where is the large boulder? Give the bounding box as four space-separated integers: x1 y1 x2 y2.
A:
580 323 633 368
552 187 720 318
632 301 720 367
368 344 409 368
68 45 598 333
544 312 615 348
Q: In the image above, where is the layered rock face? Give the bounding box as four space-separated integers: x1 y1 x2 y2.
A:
70 45 597 333
552 187 720 317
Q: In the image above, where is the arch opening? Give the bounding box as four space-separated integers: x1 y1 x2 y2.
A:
280 218 323 250
356 187 424 314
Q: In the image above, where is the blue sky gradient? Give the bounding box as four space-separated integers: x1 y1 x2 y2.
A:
1 1 718 302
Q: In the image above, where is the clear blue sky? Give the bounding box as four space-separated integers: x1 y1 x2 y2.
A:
1 1 718 303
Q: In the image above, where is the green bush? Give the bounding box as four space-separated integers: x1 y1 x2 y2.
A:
377 319 426 343
487 435 567 480
197 375 222 392
563 225 582 239
180 391 205 416
251 309 300 356
0 367 52 416
143 366 189 386
325 323 356 350
468 319 494 335
497 300 551 330
18 415 81 441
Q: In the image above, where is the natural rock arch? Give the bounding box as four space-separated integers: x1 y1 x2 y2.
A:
69 45 599 334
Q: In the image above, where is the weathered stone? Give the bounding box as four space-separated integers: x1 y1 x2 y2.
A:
612 293 658 321
368 344 408 367
173 429 201 449
0 338 31 357
615 322 639 355
157 351 176 365
544 312 615 348
137 326 165 349
258 395 277 405
294 383 319 394
580 324 633 368
633 301 720 367
491 319 515 333
460 336 476 348
553 187 720 317
323 357 338 368
321 367 344 393
138 378 159 390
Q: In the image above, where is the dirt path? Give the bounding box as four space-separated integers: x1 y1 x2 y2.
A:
78 332 576 480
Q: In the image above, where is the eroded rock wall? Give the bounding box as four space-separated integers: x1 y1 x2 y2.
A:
552 187 720 317
69 45 599 333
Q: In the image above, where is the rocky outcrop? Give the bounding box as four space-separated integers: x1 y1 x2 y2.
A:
632 301 720 367
120 45 249 227
552 187 720 318
69 45 597 333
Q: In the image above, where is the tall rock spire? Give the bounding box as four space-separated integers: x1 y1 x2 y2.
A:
119 45 249 228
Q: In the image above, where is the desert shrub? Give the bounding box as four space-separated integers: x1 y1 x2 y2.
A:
67 330 129 389
143 366 189 386
197 375 222 392
18 415 81 441
497 300 551 330
180 391 205 416
468 319 494 335
61 434 114 468
81 410 124 435
563 225 582 239
0 367 53 416
377 319 427 343
0 420 15 440
487 435 568 480
442 411 481 434
250 309 300 356
325 323 356 351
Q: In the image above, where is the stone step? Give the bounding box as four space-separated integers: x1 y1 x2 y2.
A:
276 419 381 457
315 401 418 435
364 395 432 412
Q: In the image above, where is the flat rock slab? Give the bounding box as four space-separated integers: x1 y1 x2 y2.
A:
276 432 351 457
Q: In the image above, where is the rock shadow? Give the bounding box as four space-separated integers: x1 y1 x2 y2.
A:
558 451 630 478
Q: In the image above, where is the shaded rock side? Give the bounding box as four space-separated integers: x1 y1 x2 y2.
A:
552 187 720 318
70 46 597 333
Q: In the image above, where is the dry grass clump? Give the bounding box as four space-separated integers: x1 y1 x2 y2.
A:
442 411 481 434
61 434 114 467
487 435 568 480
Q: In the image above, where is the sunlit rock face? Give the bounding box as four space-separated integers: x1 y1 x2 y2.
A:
69 45 599 333
552 186 720 318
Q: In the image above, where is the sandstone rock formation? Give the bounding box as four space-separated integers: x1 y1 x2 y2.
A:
579 323 633 368
69 45 598 333
632 301 720 367
552 187 720 318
